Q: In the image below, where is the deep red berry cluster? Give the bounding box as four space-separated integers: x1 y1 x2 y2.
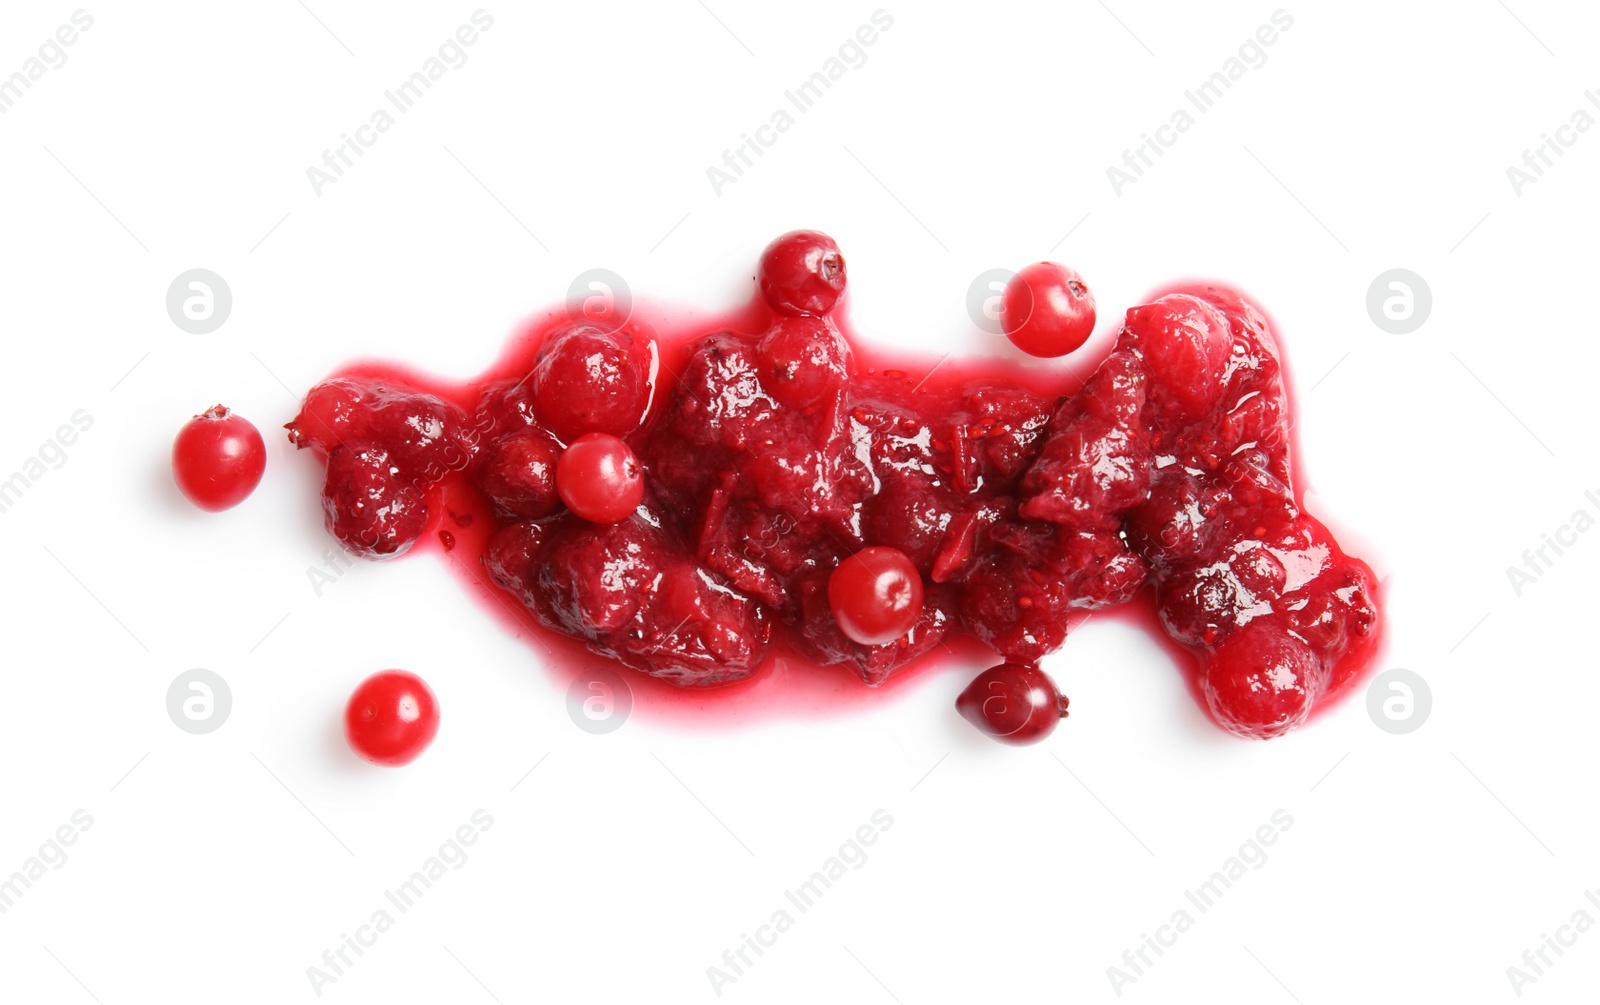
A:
289 231 1380 739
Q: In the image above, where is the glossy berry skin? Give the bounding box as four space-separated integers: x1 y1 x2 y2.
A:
321 442 428 559
758 230 847 316
1001 262 1097 358
285 378 366 454
345 670 440 767
956 663 1069 745
480 430 563 518
827 546 925 646
290 237 1382 737
1201 622 1320 739
556 432 645 524
531 325 648 442
756 315 852 407
172 405 267 512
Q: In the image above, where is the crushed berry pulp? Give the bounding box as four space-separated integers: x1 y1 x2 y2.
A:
287 241 1381 740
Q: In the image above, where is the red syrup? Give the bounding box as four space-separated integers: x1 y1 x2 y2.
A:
287 239 1383 740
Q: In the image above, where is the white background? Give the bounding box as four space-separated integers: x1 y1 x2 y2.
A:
1 1 1596 1002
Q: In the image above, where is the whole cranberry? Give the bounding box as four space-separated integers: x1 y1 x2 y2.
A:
321 441 428 559
1001 263 1096 358
345 670 440 766
556 432 645 524
758 230 847 316
827 546 924 647
756 315 852 407
531 325 648 441
480 430 563 518
956 663 1069 745
172 405 267 512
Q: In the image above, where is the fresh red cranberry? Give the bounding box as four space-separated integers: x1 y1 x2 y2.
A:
531 324 648 441
828 546 925 646
956 663 1068 745
1001 263 1096 358
556 432 644 524
480 430 563 518
321 441 428 559
172 405 267 512
286 378 367 454
757 315 852 407
758 230 846 316
345 670 440 766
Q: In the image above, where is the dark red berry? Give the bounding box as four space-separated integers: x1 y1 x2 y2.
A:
828 546 924 647
757 315 852 407
361 387 472 485
531 325 648 441
321 441 428 559
1001 263 1096 358
956 663 1068 745
556 432 644 524
480 430 563 518
484 519 547 604
758 230 846 316
1202 622 1322 739
345 670 440 766
172 405 267 512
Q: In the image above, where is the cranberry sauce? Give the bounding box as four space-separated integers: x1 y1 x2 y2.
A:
287 238 1381 739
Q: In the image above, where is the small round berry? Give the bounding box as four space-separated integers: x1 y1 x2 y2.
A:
531 325 648 441
1000 263 1096 358
172 405 267 512
362 387 472 485
1202 622 1323 739
758 230 847 316
827 546 924 647
756 315 852 407
286 378 368 453
344 670 440 766
483 519 547 604
321 441 428 559
480 431 562 518
956 663 1069 745
556 432 644 524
